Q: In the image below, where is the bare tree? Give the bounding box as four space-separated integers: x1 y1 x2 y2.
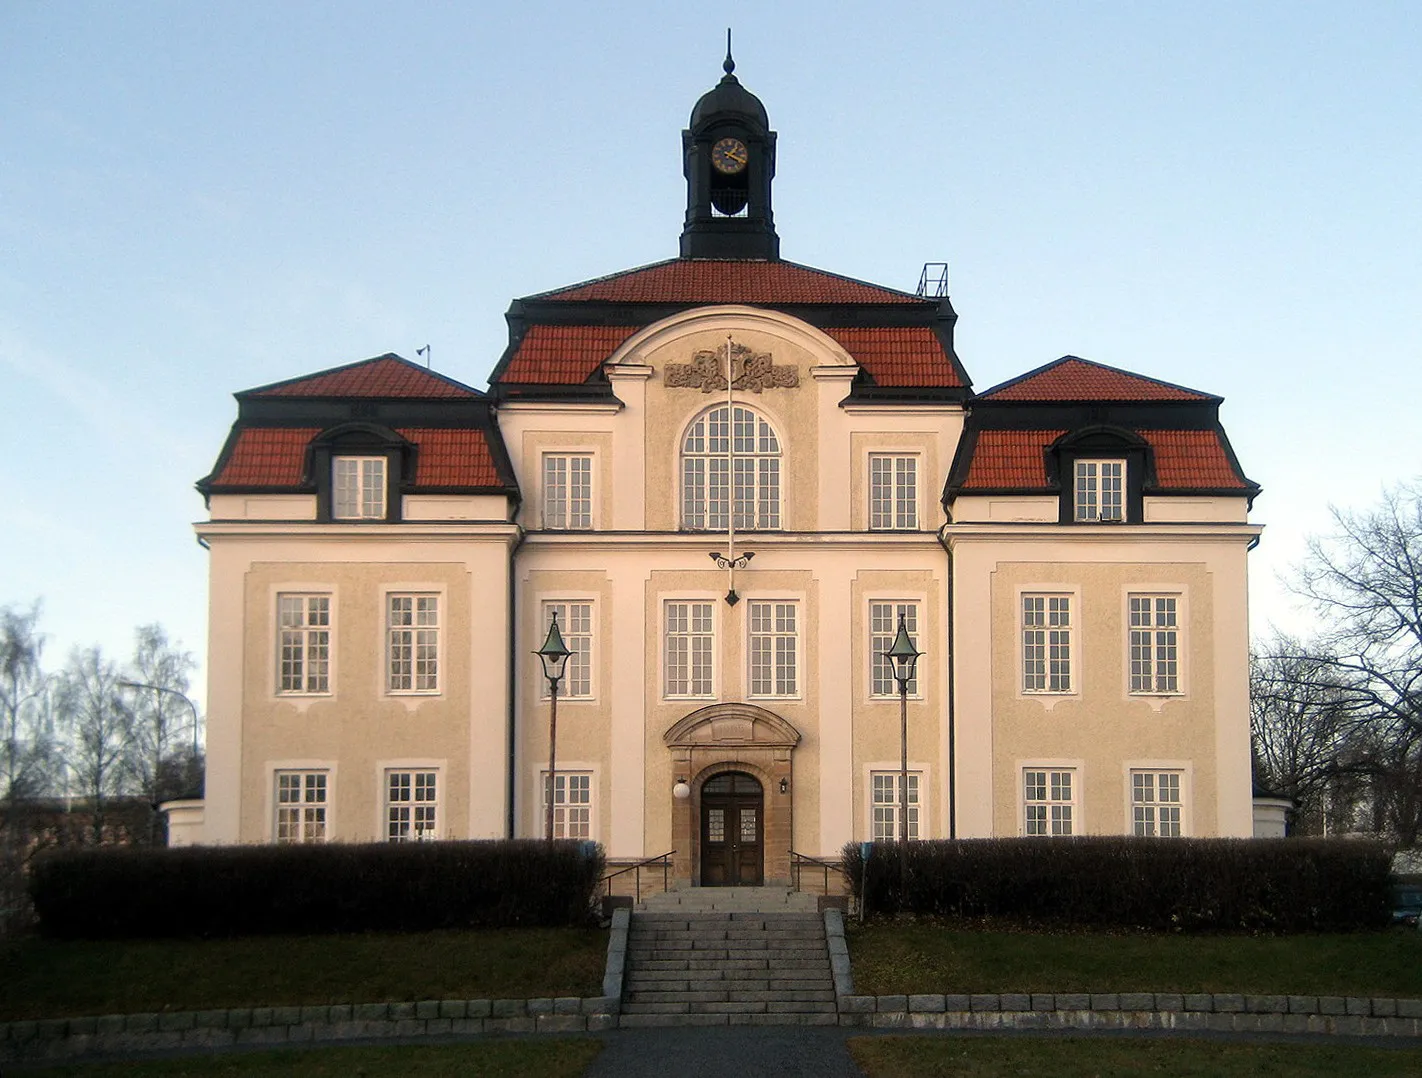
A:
1266 481 1422 843
121 624 199 842
0 602 54 810
55 647 133 844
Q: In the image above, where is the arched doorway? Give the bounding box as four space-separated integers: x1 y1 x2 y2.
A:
700 771 763 886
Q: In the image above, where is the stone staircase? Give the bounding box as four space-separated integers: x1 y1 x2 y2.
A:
620 887 838 1026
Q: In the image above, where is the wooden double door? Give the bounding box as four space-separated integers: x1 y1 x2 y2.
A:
700 771 763 886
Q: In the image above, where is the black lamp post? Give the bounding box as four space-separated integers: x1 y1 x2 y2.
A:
884 614 922 896
536 613 573 844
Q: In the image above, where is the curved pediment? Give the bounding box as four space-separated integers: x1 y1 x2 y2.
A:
664 702 802 750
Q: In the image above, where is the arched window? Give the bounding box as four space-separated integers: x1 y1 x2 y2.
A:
681 405 781 530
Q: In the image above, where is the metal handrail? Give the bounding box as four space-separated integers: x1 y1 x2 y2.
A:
789 850 848 895
600 850 675 903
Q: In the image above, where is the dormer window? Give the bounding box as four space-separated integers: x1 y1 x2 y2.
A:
1074 459 1124 522
332 456 387 520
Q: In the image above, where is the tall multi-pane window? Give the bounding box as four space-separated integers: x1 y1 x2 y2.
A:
871 772 920 841
870 602 919 697
543 772 592 839
1129 596 1180 694
681 405 781 530
542 602 592 698
1073 459 1124 522
1132 771 1183 837
542 454 592 530
387 594 440 693
665 601 714 697
277 594 330 694
332 456 386 520
1022 595 1072 693
748 601 797 696
869 455 918 530
274 771 327 843
1024 769 1075 836
386 770 438 841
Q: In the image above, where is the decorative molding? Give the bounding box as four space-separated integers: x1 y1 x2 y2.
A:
665 343 800 393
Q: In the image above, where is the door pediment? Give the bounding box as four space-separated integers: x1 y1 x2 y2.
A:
664 703 802 750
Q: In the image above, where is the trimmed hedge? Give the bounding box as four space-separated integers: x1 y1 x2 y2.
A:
843 837 1392 933
29 839 605 939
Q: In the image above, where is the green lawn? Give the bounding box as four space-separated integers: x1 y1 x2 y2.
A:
848 920 1422 997
849 1036 1422 1077
26 1040 602 1077
0 928 607 1021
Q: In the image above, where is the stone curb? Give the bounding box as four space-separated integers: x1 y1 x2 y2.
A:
831 992 1422 1037
822 908 854 999
604 906 631 1001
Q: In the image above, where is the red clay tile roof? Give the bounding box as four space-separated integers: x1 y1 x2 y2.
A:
979 357 1213 402
249 354 481 399
958 429 1248 491
821 327 964 388
1147 430 1248 488
209 426 502 491
210 428 321 487
501 325 641 384
398 428 501 487
497 323 962 387
529 259 928 305
959 430 1064 488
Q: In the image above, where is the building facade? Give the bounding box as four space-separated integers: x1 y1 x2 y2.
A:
191 60 1261 885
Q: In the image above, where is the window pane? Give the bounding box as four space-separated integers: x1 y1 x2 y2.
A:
681 405 781 530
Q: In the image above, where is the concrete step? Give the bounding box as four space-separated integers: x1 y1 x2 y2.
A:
637 887 820 914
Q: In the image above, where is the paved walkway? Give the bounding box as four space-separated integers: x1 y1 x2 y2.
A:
584 1026 865 1078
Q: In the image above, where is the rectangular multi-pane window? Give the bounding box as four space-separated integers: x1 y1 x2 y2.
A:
274 771 327 843
870 602 919 697
665 601 714 697
748 600 797 696
871 772 920 841
386 770 438 842
543 772 592 839
1132 771 1183 837
1022 595 1072 693
277 594 330 694
387 594 440 693
1129 596 1180 694
543 454 592 530
869 455 918 530
332 456 386 520
541 602 593 698
1024 769 1075 836
1073 459 1124 522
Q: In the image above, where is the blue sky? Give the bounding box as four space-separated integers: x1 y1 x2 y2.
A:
3 2 1419 697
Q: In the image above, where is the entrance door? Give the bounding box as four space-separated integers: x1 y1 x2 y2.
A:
700 771 763 886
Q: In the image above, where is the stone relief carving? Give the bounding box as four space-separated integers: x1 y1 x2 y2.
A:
664 342 800 393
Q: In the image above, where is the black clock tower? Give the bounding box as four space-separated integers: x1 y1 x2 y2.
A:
680 48 779 261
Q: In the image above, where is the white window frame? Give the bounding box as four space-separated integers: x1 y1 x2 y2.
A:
1128 594 1182 695
540 601 594 700
869 770 922 841
1021 593 1073 694
747 599 798 698
1022 766 1078 837
541 770 594 840
1073 458 1124 522
332 455 387 520
385 768 439 842
542 453 593 530
273 769 330 844
869 600 921 699
1130 769 1185 837
386 593 441 694
664 600 715 698
276 593 332 695
869 454 918 531
680 404 782 531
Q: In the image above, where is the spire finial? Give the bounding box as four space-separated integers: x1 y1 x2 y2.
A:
723 28 735 75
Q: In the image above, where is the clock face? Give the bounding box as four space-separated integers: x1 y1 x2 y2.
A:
711 137 749 175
